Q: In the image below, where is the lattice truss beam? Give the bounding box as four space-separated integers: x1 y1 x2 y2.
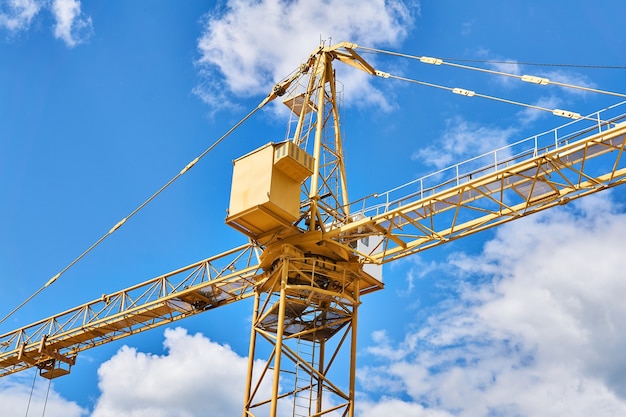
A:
244 250 362 417
0 244 262 379
3 116 626 381
334 121 626 264
309 93 346 227
3 41 626 395
283 48 350 231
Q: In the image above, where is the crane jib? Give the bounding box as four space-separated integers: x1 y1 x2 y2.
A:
2 41 626 417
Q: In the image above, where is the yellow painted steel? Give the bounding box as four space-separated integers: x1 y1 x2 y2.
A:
0 243 262 379
226 142 314 241
242 246 374 417
332 121 626 264
1 42 626 417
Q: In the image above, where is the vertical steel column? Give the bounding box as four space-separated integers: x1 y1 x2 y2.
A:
308 52 331 231
243 291 260 417
327 64 350 213
348 279 360 417
269 259 290 417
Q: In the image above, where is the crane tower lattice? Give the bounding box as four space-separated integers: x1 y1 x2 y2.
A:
2 42 626 417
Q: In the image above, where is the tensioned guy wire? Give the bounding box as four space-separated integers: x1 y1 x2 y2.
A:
0 95 273 327
24 367 37 417
386 73 590 121
3 44 622 326
41 377 52 417
358 45 626 99
0 56 310 326
431 59 626 70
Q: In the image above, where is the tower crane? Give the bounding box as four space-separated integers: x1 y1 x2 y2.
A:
2 42 626 417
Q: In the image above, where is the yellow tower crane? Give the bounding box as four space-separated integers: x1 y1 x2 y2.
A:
2 42 626 417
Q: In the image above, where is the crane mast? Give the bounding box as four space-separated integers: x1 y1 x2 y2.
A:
2 42 626 417
225 43 383 417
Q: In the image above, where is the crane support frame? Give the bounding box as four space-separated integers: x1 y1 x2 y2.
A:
2 42 626 417
0 243 262 378
243 245 369 417
334 112 626 264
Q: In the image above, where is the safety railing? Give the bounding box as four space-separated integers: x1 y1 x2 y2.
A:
351 101 626 218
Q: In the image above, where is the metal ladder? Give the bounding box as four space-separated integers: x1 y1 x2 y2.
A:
292 337 318 417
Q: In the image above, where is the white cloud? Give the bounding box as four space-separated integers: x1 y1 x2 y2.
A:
516 94 564 124
0 374 85 417
412 116 517 170
0 0 41 31
91 327 255 417
488 59 522 78
467 49 522 88
2 327 290 417
51 0 92 47
534 68 596 96
0 0 91 47
356 397 454 417
359 192 626 416
470 52 594 100
367 330 419 361
5 165 625 417
195 0 416 109
513 69 595 122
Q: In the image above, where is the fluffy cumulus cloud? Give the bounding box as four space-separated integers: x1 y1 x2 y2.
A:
0 374 85 417
91 327 254 417
516 94 564 124
514 69 596 125
2 328 275 417
51 0 92 47
8 193 626 417
0 0 41 31
467 49 596 127
358 192 626 416
195 0 417 109
6 182 626 417
412 116 517 170
0 0 91 47
357 397 454 417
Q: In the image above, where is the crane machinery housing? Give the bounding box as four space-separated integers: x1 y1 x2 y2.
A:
2 42 626 417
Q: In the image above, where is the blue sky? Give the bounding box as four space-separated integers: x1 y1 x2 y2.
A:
2 1 626 416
